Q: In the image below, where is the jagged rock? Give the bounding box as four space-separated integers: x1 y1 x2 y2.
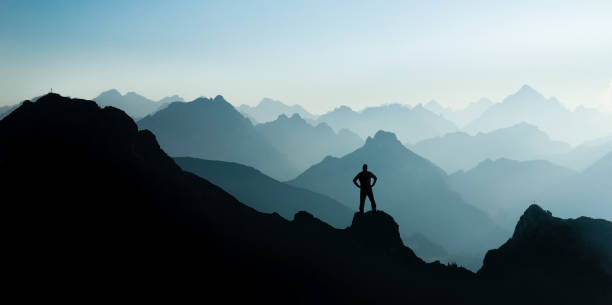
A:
478 204 612 304
512 204 554 238
348 211 403 250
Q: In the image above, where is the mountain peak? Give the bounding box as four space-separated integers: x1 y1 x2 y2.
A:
98 89 122 98
513 204 554 238
366 130 400 145
513 84 544 99
213 95 227 103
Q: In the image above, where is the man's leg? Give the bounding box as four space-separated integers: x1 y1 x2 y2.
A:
359 191 366 214
367 190 376 212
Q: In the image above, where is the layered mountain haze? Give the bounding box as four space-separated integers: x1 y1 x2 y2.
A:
412 123 571 173
93 89 184 119
449 158 577 230
465 85 612 145
289 130 507 269
137 96 298 180
424 98 494 128
174 157 354 228
316 104 458 144
550 134 612 171
255 114 363 172
540 151 612 221
238 97 317 123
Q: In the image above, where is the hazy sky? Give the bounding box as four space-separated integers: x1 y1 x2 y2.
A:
1 0 611 113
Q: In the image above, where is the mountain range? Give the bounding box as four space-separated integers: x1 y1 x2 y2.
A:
93 89 184 119
449 154 612 230
237 97 317 123
449 158 577 230
289 130 507 270
540 151 612 221
1 93 610 304
424 98 494 128
550 134 612 171
464 85 612 145
255 114 363 172
411 122 571 173
316 103 458 144
137 96 298 181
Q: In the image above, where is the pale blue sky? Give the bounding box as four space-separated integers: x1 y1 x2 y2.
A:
1 0 611 112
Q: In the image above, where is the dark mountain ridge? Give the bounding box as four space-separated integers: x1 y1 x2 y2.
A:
174 157 354 228
1 93 476 303
479 204 612 304
1 94 609 304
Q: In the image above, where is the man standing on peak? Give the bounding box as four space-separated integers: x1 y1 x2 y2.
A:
353 164 377 214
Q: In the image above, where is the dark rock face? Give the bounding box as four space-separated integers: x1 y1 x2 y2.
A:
349 211 404 251
0 94 476 304
2 94 610 304
479 204 612 304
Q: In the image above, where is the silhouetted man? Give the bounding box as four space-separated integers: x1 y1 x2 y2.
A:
353 164 377 214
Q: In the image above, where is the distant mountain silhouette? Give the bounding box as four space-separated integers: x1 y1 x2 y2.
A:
237 97 317 123
412 123 571 173
316 104 458 144
424 98 494 128
137 96 298 180
289 130 507 270
93 89 178 119
449 158 577 230
255 114 363 172
174 157 354 227
464 85 612 145
478 204 612 304
550 133 612 170
2 93 609 304
157 94 184 104
539 151 612 221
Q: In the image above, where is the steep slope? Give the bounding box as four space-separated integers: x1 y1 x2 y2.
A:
316 104 458 144
478 205 612 304
0 95 481 303
238 97 317 123
289 130 507 268
137 96 298 180
449 158 577 230
412 123 571 174
255 114 363 172
174 157 354 228
464 85 612 145
93 89 165 119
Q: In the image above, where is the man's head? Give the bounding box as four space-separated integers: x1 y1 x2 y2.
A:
362 164 368 171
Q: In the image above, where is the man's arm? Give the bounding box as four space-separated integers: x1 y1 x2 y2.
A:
353 174 360 188
371 174 377 187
